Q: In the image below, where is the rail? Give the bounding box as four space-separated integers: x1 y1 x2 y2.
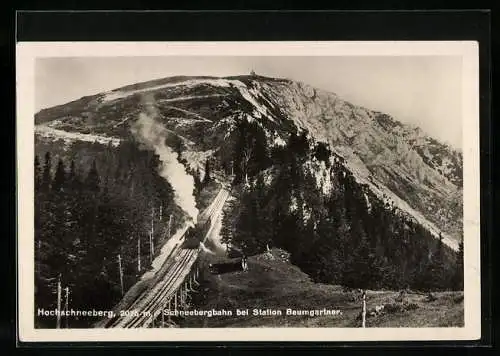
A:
106 188 230 328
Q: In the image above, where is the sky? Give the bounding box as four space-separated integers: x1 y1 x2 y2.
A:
35 56 462 149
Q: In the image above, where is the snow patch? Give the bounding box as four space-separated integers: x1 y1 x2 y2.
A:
35 125 121 147
112 117 132 128
157 94 228 103
304 159 333 195
230 81 275 122
161 105 211 122
165 116 211 125
273 135 286 147
245 114 255 123
302 204 312 223
364 192 372 212
182 149 216 172
289 195 298 213
102 78 234 103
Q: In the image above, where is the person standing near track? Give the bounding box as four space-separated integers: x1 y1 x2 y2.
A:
241 255 248 271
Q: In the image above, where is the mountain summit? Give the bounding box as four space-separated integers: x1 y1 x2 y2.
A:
35 74 463 248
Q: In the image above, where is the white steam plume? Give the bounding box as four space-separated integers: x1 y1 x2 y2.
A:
130 94 198 224
199 242 216 255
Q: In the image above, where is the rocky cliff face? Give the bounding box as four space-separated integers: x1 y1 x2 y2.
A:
35 74 463 248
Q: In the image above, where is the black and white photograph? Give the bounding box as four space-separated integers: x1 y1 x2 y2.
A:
17 41 480 342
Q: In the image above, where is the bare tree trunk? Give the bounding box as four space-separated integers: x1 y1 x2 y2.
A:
64 287 69 328
242 146 252 185
361 290 367 328
137 236 141 272
167 214 173 239
150 207 155 259
56 275 61 329
149 231 154 263
117 254 124 296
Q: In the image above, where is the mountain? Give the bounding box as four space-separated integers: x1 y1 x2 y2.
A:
35 74 463 249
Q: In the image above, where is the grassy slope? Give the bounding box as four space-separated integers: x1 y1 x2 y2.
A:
182 249 464 328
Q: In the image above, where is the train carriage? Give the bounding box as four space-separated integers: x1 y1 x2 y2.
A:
183 216 212 249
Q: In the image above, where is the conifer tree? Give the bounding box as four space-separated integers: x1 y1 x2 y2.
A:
194 168 202 193
85 160 100 193
35 155 42 190
220 197 237 247
33 141 187 326
313 142 331 164
68 160 81 192
422 234 447 290
234 190 258 254
52 159 66 193
342 220 372 288
253 174 273 250
41 152 52 192
203 159 211 185
311 215 344 283
452 239 464 290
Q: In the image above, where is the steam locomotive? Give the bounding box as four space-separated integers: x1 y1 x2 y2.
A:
182 216 212 249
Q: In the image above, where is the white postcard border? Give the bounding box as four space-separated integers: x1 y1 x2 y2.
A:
16 41 481 342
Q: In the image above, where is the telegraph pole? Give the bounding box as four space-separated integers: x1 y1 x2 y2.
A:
64 286 70 328
167 299 172 324
56 275 61 329
150 207 155 262
151 206 155 237
193 265 199 285
137 235 141 272
361 290 367 328
149 231 154 263
167 214 173 239
179 283 184 306
117 254 124 296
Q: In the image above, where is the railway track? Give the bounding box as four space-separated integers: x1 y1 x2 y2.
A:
107 188 230 328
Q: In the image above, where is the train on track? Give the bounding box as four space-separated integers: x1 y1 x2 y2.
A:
182 215 212 249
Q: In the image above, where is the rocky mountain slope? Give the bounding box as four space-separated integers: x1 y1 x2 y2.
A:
35 74 463 248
